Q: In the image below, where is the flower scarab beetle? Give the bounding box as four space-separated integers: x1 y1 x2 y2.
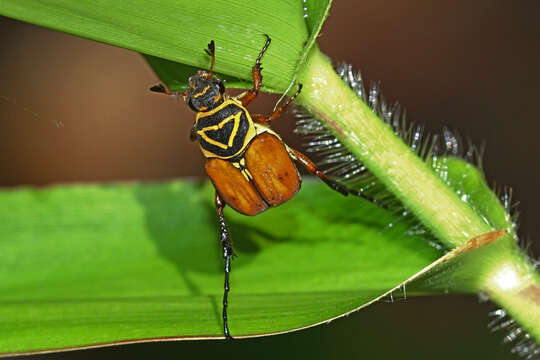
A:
151 35 382 339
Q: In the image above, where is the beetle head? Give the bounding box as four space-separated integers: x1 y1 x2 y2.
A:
185 70 225 112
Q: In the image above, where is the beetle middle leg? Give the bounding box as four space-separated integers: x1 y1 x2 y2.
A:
290 148 387 208
252 84 303 126
240 35 272 107
190 123 197 142
215 192 234 339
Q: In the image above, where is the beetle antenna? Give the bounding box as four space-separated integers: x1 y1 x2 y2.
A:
205 40 216 78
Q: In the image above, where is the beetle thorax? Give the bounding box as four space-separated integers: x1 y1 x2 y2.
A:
195 100 256 160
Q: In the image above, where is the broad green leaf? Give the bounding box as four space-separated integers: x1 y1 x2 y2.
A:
144 1 332 92
0 181 443 355
0 0 315 93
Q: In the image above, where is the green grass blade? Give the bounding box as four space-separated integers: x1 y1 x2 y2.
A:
143 0 332 92
0 0 311 92
0 181 442 355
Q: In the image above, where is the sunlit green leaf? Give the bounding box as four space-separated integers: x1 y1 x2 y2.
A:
0 0 314 92
0 181 443 355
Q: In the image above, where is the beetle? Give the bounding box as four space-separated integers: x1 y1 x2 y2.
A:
150 35 382 339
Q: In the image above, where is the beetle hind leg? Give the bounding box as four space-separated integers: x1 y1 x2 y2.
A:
290 148 387 209
215 192 235 339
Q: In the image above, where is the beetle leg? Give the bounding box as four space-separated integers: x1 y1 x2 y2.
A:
290 148 387 208
190 123 197 142
215 192 234 339
149 83 188 98
251 84 303 126
267 84 303 124
251 114 268 125
205 40 216 78
240 35 271 107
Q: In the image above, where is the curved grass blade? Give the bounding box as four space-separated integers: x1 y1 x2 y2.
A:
0 180 442 355
0 0 314 93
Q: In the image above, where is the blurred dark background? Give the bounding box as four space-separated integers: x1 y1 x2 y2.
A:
1 1 539 359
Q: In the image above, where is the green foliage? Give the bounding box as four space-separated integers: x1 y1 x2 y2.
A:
143 0 331 92
0 0 319 92
0 0 538 353
431 157 516 237
0 182 443 354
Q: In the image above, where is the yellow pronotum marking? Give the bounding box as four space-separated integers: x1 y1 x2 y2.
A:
228 114 241 147
196 99 256 159
197 111 242 149
193 85 211 98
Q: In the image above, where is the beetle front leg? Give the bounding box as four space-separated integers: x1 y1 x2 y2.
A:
215 192 234 339
240 35 271 107
290 148 387 209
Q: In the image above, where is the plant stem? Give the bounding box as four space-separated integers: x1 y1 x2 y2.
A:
482 241 540 340
296 46 492 249
296 45 540 340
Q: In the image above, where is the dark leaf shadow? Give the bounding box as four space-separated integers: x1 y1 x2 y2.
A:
133 182 296 297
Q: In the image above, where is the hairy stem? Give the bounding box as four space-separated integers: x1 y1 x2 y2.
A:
482 241 540 340
296 47 491 248
295 45 540 340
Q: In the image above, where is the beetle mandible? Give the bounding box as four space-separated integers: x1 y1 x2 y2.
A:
151 35 382 339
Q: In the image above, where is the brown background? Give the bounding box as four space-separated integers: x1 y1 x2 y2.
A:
1 1 539 359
